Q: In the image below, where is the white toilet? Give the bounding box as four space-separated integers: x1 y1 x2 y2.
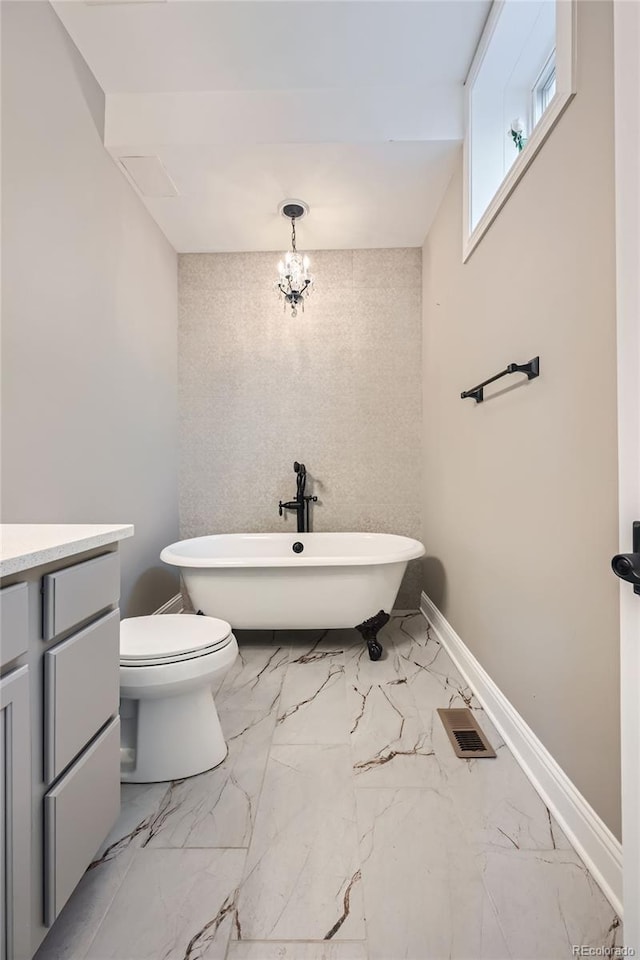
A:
119 614 238 783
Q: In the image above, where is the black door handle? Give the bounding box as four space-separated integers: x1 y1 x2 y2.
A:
611 521 640 595
611 553 640 583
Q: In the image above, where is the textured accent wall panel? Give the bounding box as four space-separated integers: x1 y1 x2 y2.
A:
178 249 422 606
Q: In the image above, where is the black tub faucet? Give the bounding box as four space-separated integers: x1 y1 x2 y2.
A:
279 461 318 533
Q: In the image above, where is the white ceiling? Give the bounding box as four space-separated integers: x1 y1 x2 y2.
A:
53 0 490 252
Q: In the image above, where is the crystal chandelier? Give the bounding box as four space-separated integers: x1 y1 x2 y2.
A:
275 201 313 318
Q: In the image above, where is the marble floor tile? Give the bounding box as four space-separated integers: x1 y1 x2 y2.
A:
144 708 276 848
395 618 482 713
348 663 441 788
388 611 429 652
427 707 571 852
235 745 365 941
343 625 405 687
480 848 622 960
34 847 134 960
36 611 620 960
83 848 246 960
228 943 368 960
273 650 349 745
217 640 291 713
356 787 511 960
91 782 173 863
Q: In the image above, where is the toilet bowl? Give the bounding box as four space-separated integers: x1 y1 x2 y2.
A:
119 614 238 783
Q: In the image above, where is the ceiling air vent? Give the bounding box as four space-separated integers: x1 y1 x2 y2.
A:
85 2 166 6
118 156 178 198
437 708 496 759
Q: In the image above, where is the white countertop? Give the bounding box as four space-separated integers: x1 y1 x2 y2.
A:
0 524 134 577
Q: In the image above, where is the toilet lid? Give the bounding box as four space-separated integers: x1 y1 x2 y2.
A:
120 614 232 664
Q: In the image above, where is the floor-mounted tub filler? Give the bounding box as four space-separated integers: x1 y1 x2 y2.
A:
161 532 425 659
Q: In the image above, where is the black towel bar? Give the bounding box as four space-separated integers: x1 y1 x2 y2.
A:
461 357 540 404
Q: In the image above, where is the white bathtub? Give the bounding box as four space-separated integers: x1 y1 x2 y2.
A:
160 533 425 630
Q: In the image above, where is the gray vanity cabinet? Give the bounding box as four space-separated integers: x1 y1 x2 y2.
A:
0 532 129 960
44 609 120 783
0 665 32 960
0 584 28 666
42 553 120 642
44 717 120 925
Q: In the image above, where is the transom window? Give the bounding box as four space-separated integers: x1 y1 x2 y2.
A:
533 52 557 126
463 0 576 260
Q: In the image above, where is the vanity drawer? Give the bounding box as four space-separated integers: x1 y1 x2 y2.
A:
0 582 28 668
44 717 120 926
44 609 119 783
42 552 120 641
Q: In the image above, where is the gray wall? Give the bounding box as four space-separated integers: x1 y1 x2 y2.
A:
179 249 422 607
1 2 179 616
421 1 620 835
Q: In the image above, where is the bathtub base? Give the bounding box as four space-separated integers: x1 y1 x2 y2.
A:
355 608 390 660
367 638 383 661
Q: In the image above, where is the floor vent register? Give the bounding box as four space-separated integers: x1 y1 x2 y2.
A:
437 708 496 758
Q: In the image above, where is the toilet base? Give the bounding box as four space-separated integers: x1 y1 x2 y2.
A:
120 686 227 783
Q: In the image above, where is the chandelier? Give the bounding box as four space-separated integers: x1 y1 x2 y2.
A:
275 201 313 318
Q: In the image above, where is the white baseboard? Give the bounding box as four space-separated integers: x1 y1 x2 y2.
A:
152 593 184 616
420 592 623 918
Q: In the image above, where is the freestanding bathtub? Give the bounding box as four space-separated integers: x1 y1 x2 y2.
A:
160 533 425 632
